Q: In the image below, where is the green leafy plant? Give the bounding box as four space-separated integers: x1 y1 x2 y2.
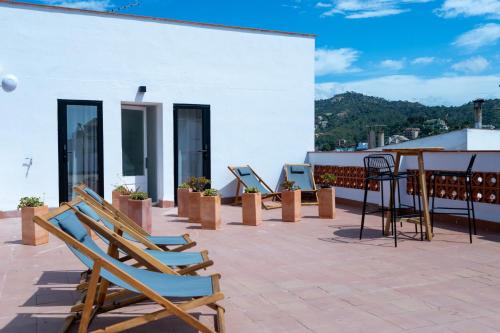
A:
114 184 132 195
203 188 218 196
188 176 211 192
17 196 44 209
244 186 260 193
129 191 148 200
178 182 190 189
320 173 337 188
282 180 300 191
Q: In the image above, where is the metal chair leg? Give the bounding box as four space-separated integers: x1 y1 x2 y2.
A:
465 178 472 244
359 179 369 240
391 179 398 247
468 178 477 235
380 179 385 236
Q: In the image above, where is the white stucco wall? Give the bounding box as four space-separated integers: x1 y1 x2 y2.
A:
0 3 315 211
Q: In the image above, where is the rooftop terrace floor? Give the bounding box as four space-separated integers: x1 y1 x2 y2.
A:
2 204 500 332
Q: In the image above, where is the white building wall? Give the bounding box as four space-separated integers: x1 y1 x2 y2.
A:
0 3 315 211
466 129 500 150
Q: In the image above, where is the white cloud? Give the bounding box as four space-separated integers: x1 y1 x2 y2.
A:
453 23 500 50
42 0 113 11
451 56 490 73
315 75 500 105
380 59 405 70
436 0 500 18
315 48 361 76
412 57 435 65
319 0 432 19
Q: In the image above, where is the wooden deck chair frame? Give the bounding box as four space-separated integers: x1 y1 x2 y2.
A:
227 165 282 210
283 163 318 205
69 197 213 276
34 203 225 333
74 184 196 252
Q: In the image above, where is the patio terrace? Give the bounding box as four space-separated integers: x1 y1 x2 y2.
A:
2 204 500 332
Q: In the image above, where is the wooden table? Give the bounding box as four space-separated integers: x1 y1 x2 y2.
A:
382 147 444 241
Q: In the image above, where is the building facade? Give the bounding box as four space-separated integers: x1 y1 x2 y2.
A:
0 2 315 212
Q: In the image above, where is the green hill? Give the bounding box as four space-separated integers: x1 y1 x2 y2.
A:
315 92 500 151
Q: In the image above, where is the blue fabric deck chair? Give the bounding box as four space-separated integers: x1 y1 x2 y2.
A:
74 184 196 252
69 197 213 276
228 165 282 209
33 204 225 333
284 163 318 204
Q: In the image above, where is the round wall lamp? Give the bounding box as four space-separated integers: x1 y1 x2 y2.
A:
2 74 18 92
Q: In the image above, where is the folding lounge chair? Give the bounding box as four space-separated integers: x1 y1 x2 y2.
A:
74 184 196 252
284 163 318 205
70 198 213 276
228 165 281 209
34 204 225 333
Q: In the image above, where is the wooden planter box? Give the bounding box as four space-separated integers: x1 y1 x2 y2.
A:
177 188 191 218
128 198 152 233
242 192 262 226
282 190 301 222
22 206 49 245
188 192 203 223
200 195 221 230
318 187 336 219
112 190 122 209
119 195 130 216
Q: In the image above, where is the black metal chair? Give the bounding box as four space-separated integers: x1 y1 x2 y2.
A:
430 154 477 243
359 154 422 247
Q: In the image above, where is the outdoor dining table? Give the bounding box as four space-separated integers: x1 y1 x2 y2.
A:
382 147 445 241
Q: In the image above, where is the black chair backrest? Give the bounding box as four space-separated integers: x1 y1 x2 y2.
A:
363 154 394 178
466 154 477 175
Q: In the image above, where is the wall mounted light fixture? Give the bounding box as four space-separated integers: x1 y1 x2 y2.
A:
2 74 18 92
138 85 147 93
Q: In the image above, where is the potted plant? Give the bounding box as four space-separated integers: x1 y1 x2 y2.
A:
177 182 191 218
318 173 337 219
200 188 221 230
127 191 152 233
281 180 301 222
18 196 49 245
116 185 133 216
242 186 262 226
112 184 132 210
187 176 210 223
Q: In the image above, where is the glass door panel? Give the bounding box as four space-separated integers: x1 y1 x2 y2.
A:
58 100 103 203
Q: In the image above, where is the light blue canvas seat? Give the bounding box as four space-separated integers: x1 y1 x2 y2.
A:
284 164 318 204
77 185 193 248
74 201 205 267
49 210 214 297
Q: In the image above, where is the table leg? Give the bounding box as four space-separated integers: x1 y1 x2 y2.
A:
417 152 433 241
384 153 401 236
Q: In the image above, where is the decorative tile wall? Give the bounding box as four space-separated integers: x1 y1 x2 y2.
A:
406 170 499 204
314 165 380 191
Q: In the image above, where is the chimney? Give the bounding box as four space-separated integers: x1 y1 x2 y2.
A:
368 130 376 149
473 99 485 129
377 131 385 147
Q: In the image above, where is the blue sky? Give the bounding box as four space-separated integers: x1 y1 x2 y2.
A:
27 0 500 105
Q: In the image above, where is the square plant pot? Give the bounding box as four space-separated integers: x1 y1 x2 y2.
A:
112 190 122 210
177 188 191 218
119 195 130 217
318 187 336 219
188 192 203 223
200 195 221 230
128 198 152 233
22 206 49 246
242 192 262 226
282 190 301 222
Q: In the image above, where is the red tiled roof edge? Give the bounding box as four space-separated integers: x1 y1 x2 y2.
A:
1 0 316 38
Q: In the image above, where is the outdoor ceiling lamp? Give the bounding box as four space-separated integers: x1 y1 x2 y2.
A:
1 74 18 92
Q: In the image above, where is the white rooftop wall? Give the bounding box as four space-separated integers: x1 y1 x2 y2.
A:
0 4 315 211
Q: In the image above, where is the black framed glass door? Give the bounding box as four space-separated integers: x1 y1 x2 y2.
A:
174 104 210 202
58 100 104 203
